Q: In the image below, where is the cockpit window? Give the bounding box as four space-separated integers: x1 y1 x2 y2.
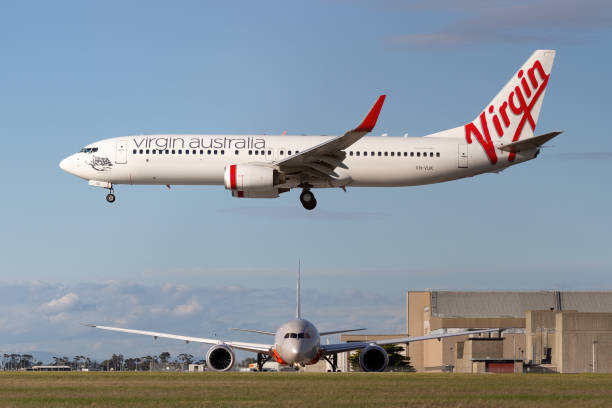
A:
79 147 98 153
298 333 304 339
290 333 297 338
284 333 289 338
305 332 311 339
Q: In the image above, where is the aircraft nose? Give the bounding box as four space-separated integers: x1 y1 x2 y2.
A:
59 157 69 171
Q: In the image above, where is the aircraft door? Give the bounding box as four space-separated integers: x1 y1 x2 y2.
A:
458 144 468 168
116 140 127 164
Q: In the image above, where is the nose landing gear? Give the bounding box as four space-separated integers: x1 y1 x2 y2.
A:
299 189 317 210
106 186 116 203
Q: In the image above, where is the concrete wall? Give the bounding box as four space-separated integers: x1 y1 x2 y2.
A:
555 311 612 373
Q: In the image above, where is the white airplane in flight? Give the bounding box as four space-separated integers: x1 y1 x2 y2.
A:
84 268 499 372
60 50 560 210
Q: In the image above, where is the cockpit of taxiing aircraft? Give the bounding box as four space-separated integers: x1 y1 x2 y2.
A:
79 147 99 153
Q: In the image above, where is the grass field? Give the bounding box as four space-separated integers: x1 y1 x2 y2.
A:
1 372 612 407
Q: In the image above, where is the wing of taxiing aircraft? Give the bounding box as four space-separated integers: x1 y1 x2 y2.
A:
229 328 275 336
82 324 272 354
274 95 386 182
320 328 500 355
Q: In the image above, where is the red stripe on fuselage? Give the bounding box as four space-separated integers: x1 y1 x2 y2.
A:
230 165 237 190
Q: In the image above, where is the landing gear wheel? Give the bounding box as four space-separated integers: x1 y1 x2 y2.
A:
106 193 116 203
300 189 317 210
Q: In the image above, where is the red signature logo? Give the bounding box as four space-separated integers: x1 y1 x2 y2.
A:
465 60 550 164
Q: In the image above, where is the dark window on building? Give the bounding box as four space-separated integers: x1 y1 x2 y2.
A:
284 333 289 339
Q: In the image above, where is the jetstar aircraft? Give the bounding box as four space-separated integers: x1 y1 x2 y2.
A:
84 267 500 372
60 50 560 210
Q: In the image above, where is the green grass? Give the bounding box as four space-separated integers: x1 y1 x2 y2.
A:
0 372 611 407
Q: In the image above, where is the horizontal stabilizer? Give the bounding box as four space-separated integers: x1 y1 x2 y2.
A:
499 131 562 153
320 328 366 336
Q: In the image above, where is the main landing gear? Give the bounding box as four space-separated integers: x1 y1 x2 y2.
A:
299 189 317 210
106 186 116 203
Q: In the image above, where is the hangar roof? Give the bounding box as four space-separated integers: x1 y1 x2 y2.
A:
430 291 612 318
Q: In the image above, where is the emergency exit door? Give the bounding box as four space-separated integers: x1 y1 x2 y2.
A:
458 144 468 168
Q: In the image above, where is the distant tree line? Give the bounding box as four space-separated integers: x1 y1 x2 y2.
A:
1 352 205 371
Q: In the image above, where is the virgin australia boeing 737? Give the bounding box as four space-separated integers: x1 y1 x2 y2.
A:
60 50 560 210
84 268 499 372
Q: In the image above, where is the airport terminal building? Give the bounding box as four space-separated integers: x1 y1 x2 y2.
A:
342 291 612 373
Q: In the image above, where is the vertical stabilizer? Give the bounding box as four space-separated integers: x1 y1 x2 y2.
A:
296 261 301 319
465 50 556 164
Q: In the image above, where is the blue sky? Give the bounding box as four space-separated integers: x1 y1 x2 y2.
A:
1 0 611 360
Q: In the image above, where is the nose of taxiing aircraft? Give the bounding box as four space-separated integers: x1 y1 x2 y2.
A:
59 157 69 172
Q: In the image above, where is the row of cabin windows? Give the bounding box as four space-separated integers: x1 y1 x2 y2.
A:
349 151 440 158
131 148 439 158
132 149 300 156
283 332 311 339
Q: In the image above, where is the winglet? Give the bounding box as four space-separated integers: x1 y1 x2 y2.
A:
355 95 386 132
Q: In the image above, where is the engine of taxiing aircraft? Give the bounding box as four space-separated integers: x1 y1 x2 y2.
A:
359 345 389 372
206 345 235 371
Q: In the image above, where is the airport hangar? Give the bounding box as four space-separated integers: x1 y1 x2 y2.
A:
340 291 612 373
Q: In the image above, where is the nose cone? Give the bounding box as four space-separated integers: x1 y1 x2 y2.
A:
59 157 69 172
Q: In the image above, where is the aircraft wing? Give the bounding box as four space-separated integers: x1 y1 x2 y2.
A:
320 328 500 355
320 328 367 336
274 95 385 181
82 324 273 354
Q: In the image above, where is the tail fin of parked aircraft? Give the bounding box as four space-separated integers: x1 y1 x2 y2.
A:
429 50 556 164
296 260 301 319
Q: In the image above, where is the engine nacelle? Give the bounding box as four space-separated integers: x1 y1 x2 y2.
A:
359 345 389 372
224 164 280 192
206 344 235 371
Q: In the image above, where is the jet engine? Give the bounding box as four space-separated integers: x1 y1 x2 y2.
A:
359 345 389 372
224 164 282 191
206 345 235 371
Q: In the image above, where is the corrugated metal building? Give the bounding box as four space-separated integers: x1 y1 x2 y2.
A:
407 291 612 373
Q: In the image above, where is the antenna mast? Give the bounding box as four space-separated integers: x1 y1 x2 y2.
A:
296 260 301 319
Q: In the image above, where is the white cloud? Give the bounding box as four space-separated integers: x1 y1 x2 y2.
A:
172 297 203 317
40 293 79 313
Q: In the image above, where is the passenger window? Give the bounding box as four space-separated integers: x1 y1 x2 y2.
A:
280 150 284 155
363 152 367 156
254 150 259 155
417 152 420 157
92 148 98 152
165 150 169 154
397 152 401 156
221 150 224 155
133 149 137 154
404 152 407 157
267 150 271 155
410 152 414 157
296 151 299 154
384 152 388 156
378 152 381 156
178 150 182 154
152 150 156 154
356 151 360 156
139 149 143 154
391 152 395 156
371 151 375 156
207 150 211 155
235 150 239 155
185 150 189 154
349 151 353 156
200 150 204 155
430 152 433 157
436 152 440 157
192 150 196 154
214 150 218 155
